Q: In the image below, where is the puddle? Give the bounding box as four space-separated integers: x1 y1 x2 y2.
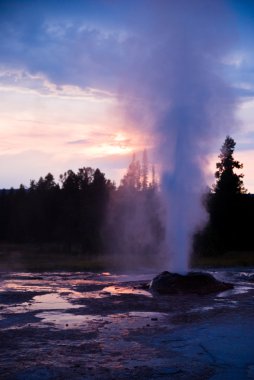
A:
36 311 96 329
29 293 80 311
128 311 166 318
232 271 254 283
36 310 168 330
1 281 53 293
217 286 252 298
214 298 238 304
190 301 237 314
190 306 215 313
102 285 152 298
2 292 82 315
102 312 170 336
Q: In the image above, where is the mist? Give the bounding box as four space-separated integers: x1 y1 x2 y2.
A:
114 0 237 272
103 153 164 272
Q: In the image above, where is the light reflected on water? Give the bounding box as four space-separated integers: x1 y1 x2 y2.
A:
36 310 168 330
0 292 83 316
1 281 53 292
30 293 81 311
102 285 152 298
217 286 252 298
36 312 95 329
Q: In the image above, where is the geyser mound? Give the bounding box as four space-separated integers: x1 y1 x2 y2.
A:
150 271 233 295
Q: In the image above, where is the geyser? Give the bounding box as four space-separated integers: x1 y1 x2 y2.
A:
118 0 236 272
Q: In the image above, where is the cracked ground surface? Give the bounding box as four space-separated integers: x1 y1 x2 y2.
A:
0 269 254 379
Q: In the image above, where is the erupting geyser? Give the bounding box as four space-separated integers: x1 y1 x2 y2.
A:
119 0 236 273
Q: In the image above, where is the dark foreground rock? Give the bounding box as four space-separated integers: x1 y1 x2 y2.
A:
150 271 234 295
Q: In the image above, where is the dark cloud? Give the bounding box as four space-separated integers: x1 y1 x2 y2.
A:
0 0 252 97
0 0 140 91
0 22 127 90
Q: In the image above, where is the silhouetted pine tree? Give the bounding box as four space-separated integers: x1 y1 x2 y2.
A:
213 136 246 196
193 136 249 256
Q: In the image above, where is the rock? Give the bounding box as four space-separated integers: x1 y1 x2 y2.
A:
150 271 233 295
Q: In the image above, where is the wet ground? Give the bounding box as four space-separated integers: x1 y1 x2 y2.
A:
0 269 254 379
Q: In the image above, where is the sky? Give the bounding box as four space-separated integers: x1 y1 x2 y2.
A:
0 0 254 190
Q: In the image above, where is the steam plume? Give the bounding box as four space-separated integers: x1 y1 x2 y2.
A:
118 0 236 272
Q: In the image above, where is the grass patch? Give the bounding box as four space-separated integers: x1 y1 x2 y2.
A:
0 244 109 272
1 244 254 272
192 251 254 268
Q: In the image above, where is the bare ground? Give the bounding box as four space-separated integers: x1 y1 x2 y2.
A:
0 270 254 379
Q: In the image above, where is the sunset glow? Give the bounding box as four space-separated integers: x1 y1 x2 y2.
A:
0 1 253 190
0 71 148 186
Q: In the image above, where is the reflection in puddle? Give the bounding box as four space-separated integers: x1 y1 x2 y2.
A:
36 312 95 329
36 310 168 330
70 290 110 299
190 298 238 314
217 286 252 298
128 311 166 318
1 281 53 293
2 293 82 315
190 306 215 313
102 285 152 298
30 293 80 311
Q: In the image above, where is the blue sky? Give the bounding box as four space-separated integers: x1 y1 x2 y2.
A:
0 0 253 190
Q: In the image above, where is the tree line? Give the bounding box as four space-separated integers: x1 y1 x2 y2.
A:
0 168 113 253
0 150 162 262
0 139 253 260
